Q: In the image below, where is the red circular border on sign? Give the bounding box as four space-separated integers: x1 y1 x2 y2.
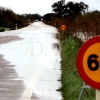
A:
60 25 66 31
76 36 100 89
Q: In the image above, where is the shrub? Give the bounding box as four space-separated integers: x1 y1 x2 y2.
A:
0 29 5 32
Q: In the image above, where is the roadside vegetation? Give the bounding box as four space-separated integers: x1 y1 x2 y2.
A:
43 0 100 100
43 0 100 38
58 31 95 100
0 6 42 31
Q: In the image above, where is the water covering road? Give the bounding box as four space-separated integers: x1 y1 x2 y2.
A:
0 22 62 100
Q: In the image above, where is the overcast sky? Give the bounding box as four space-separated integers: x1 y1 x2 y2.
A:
0 0 100 15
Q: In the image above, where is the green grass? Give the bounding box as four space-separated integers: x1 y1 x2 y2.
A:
0 27 10 30
59 35 95 100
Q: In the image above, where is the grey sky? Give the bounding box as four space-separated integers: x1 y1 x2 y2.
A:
0 0 100 15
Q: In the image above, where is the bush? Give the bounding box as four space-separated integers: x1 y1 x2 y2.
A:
0 29 5 32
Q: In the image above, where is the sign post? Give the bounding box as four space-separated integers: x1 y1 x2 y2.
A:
76 36 100 100
96 89 100 100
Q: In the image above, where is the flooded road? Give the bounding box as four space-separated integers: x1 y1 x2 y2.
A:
0 22 62 100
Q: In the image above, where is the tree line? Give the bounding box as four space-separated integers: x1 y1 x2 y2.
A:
0 6 42 31
43 0 88 23
43 0 100 39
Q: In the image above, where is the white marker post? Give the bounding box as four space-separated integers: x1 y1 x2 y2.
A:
96 89 100 100
16 23 17 30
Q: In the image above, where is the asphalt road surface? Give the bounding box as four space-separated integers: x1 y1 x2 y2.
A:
0 22 62 100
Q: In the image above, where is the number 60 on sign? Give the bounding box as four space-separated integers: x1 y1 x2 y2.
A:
76 36 100 89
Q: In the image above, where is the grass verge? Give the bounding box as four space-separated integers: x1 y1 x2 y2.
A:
0 27 10 30
59 34 95 100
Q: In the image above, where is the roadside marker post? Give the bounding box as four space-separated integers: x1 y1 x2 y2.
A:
16 23 17 30
76 36 100 100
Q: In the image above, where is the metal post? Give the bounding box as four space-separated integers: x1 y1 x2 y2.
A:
78 83 85 100
78 82 91 100
63 31 65 40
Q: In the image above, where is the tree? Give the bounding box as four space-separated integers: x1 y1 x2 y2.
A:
52 0 88 18
52 0 66 16
43 13 53 22
43 13 61 24
33 14 42 21
0 6 18 28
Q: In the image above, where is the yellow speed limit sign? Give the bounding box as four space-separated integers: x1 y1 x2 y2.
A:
60 24 66 31
76 36 100 89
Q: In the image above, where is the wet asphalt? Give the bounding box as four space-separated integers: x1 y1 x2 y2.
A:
0 22 62 100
